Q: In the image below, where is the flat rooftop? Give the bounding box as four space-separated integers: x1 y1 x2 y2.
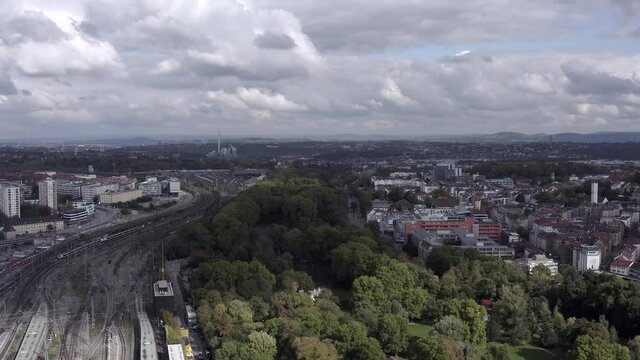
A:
153 280 174 297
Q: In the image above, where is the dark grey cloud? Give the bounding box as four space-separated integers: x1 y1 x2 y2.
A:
562 62 640 95
260 0 602 52
0 74 17 95
78 21 99 37
254 32 297 49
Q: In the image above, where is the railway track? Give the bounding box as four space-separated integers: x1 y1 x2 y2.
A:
1 187 225 360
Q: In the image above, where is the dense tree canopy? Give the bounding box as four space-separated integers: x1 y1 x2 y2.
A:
171 170 639 359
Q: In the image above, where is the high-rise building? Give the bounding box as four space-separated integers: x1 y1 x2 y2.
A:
0 183 21 218
591 182 599 204
38 178 58 214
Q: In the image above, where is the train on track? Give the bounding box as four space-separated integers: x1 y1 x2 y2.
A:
56 225 145 259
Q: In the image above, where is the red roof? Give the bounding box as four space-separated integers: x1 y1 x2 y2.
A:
611 258 634 269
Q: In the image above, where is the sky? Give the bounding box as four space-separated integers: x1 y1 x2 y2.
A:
0 0 640 139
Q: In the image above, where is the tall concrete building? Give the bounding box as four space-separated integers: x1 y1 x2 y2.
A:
0 183 21 218
38 178 57 214
591 182 599 204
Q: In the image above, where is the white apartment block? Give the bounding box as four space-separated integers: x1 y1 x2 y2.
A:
0 183 21 218
38 178 57 213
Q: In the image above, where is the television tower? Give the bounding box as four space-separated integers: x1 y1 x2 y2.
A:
217 128 221 153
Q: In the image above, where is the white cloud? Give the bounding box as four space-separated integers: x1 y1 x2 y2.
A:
380 78 419 108
15 37 123 76
151 59 181 75
207 86 307 121
236 87 307 111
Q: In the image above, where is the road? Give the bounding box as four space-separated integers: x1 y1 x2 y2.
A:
0 182 224 360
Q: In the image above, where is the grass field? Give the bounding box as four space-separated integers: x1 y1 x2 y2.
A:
408 323 433 338
501 343 563 360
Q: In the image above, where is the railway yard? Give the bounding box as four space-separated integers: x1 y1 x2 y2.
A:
0 175 229 360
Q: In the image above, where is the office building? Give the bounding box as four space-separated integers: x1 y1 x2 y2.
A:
434 162 458 181
0 183 20 218
61 201 95 224
166 178 181 195
38 178 57 214
139 177 162 196
99 189 144 204
591 182 599 204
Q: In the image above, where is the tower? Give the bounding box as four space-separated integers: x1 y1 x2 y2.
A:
38 178 58 214
217 128 221 153
0 183 20 218
591 182 598 204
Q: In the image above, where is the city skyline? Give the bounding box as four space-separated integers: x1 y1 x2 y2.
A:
0 0 639 138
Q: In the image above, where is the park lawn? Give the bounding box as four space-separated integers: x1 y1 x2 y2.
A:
500 343 564 360
408 323 433 338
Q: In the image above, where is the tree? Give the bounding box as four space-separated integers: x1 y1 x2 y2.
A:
333 321 385 360
352 276 388 313
482 343 510 360
434 315 469 343
387 187 404 202
279 270 315 291
377 314 409 355
628 336 640 360
489 285 531 344
406 334 464 360
441 299 487 346
291 337 339 360
243 331 277 360
215 341 244 360
567 335 631 360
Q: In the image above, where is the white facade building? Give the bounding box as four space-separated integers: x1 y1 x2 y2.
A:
167 178 181 195
591 182 599 204
139 178 162 196
573 245 601 272
516 254 559 276
0 183 20 218
38 178 57 213
61 201 95 224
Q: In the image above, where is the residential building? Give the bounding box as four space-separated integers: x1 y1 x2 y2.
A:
610 258 634 276
572 245 601 272
1 216 64 238
515 254 559 276
38 178 57 213
99 189 144 204
0 183 20 218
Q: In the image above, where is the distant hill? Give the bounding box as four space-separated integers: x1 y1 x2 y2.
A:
3 131 640 144
417 131 640 143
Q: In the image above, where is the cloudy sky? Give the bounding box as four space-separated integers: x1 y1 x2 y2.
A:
0 0 640 139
